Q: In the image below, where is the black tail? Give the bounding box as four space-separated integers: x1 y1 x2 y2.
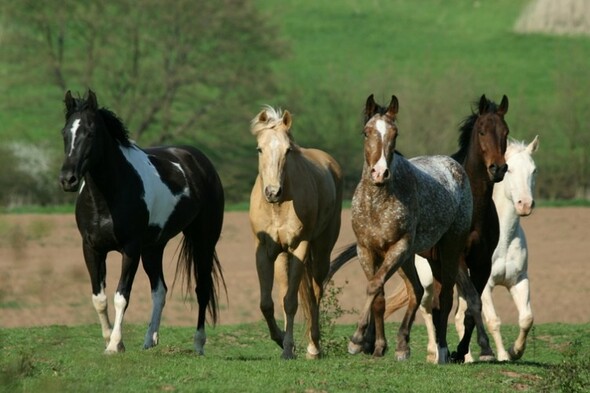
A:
176 235 227 325
323 242 358 288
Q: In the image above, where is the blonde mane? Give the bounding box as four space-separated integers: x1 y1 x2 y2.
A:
250 106 289 135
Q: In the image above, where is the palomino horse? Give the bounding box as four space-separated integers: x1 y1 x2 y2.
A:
383 95 510 363
330 95 472 363
481 136 539 361
249 106 343 359
59 90 225 354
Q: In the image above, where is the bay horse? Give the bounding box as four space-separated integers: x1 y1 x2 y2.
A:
481 136 539 361
330 94 472 363
382 94 510 363
249 106 343 359
59 90 225 355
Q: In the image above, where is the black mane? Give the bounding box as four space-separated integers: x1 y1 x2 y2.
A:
65 95 132 148
452 97 499 163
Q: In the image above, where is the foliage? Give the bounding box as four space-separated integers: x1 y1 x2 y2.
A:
0 323 588 392
2 0 590 203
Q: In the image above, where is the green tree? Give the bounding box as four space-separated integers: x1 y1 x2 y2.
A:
4 0 285 202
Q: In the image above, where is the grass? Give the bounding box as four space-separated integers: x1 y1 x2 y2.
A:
0 322 588 392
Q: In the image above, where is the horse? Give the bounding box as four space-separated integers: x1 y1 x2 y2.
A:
481 136 539 361
329 94 473 363
249 106 343 359
59 90 226 355
383 94 510 363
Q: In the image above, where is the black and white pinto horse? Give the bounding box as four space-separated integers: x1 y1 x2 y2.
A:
59 90 226 354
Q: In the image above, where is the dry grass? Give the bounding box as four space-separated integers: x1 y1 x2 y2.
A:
515 0 590 36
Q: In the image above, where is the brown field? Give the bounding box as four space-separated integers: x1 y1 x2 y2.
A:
1 207 588 330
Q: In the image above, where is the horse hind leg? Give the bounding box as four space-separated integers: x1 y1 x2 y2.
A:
394 262 423 361
140 246 167 349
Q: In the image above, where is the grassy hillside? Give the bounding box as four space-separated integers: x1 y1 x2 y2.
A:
1 0 590 202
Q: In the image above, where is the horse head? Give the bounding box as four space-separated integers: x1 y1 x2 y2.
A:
472 94 510 182
362 94 399 185
60 90 104 192
251 106 294 203
503 135 539 216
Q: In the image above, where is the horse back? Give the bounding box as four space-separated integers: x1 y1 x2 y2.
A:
407 155 472 252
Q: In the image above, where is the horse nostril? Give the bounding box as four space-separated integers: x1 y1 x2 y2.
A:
383 168 390 179
531 200 535 209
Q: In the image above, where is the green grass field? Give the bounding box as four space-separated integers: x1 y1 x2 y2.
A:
1 322 589 392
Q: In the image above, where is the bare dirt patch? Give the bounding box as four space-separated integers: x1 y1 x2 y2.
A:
1 208 588 329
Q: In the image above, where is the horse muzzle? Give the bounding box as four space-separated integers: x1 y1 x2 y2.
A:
264 185 282 203
515 199 535 217
488 163 508 183
60 170 81 192
370 167 390 185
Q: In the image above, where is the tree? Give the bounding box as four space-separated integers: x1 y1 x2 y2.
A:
4 0 286 202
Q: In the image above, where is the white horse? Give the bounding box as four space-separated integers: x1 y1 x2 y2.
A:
385 136 539 363
481 135 539 361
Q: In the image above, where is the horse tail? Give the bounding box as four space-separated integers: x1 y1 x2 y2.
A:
176 233 226 325
298 262 315 338
383 283 409 319
323 243 358 289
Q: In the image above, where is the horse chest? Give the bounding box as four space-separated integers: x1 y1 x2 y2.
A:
351 199 410 252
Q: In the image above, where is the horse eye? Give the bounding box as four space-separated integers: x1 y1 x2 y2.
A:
286 146 292 154
256 147 262 154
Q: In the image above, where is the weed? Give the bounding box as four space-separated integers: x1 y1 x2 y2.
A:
537 339 590 392
320 279 355 356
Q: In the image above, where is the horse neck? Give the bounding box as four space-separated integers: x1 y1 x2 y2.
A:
493 179 521 242
462 149 495 213
84 136 132 200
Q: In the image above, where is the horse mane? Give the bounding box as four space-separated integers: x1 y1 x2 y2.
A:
505 138 527 160
98 108 132 147
452 97 499 162
65 94 132 148
250 105 295 143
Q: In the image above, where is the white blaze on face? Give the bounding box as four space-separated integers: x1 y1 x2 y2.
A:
373 119 389 175
119 145 189 229
68 118 81 156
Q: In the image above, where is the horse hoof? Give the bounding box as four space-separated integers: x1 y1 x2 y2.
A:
426 353 438 364
372 347 386 358
508 346 524 361
281 351 296 360
478 354 495 362
348 341 362 355
105 342 125 354
395 350 410 361
306 352 321 360
450 351 464 364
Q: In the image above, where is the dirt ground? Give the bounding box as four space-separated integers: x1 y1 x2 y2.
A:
1 208 589 330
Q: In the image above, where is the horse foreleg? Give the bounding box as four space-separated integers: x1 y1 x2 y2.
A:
256 243 284 350
508 278 533 360
83 244 112 347
106 249 141 354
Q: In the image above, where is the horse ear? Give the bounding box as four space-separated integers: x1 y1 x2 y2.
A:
282 110 292 129
64 90 75 113
257 109 268 123
527 135 539 154
386 95 399 118
87 90 98 111
478 94 488 114
497 95 509 116
364 94 377 119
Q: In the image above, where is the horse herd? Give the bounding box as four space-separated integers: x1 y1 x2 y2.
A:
58 90 539 364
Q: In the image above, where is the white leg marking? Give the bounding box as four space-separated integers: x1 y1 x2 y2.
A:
92 288 112 343
105 292 127 354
